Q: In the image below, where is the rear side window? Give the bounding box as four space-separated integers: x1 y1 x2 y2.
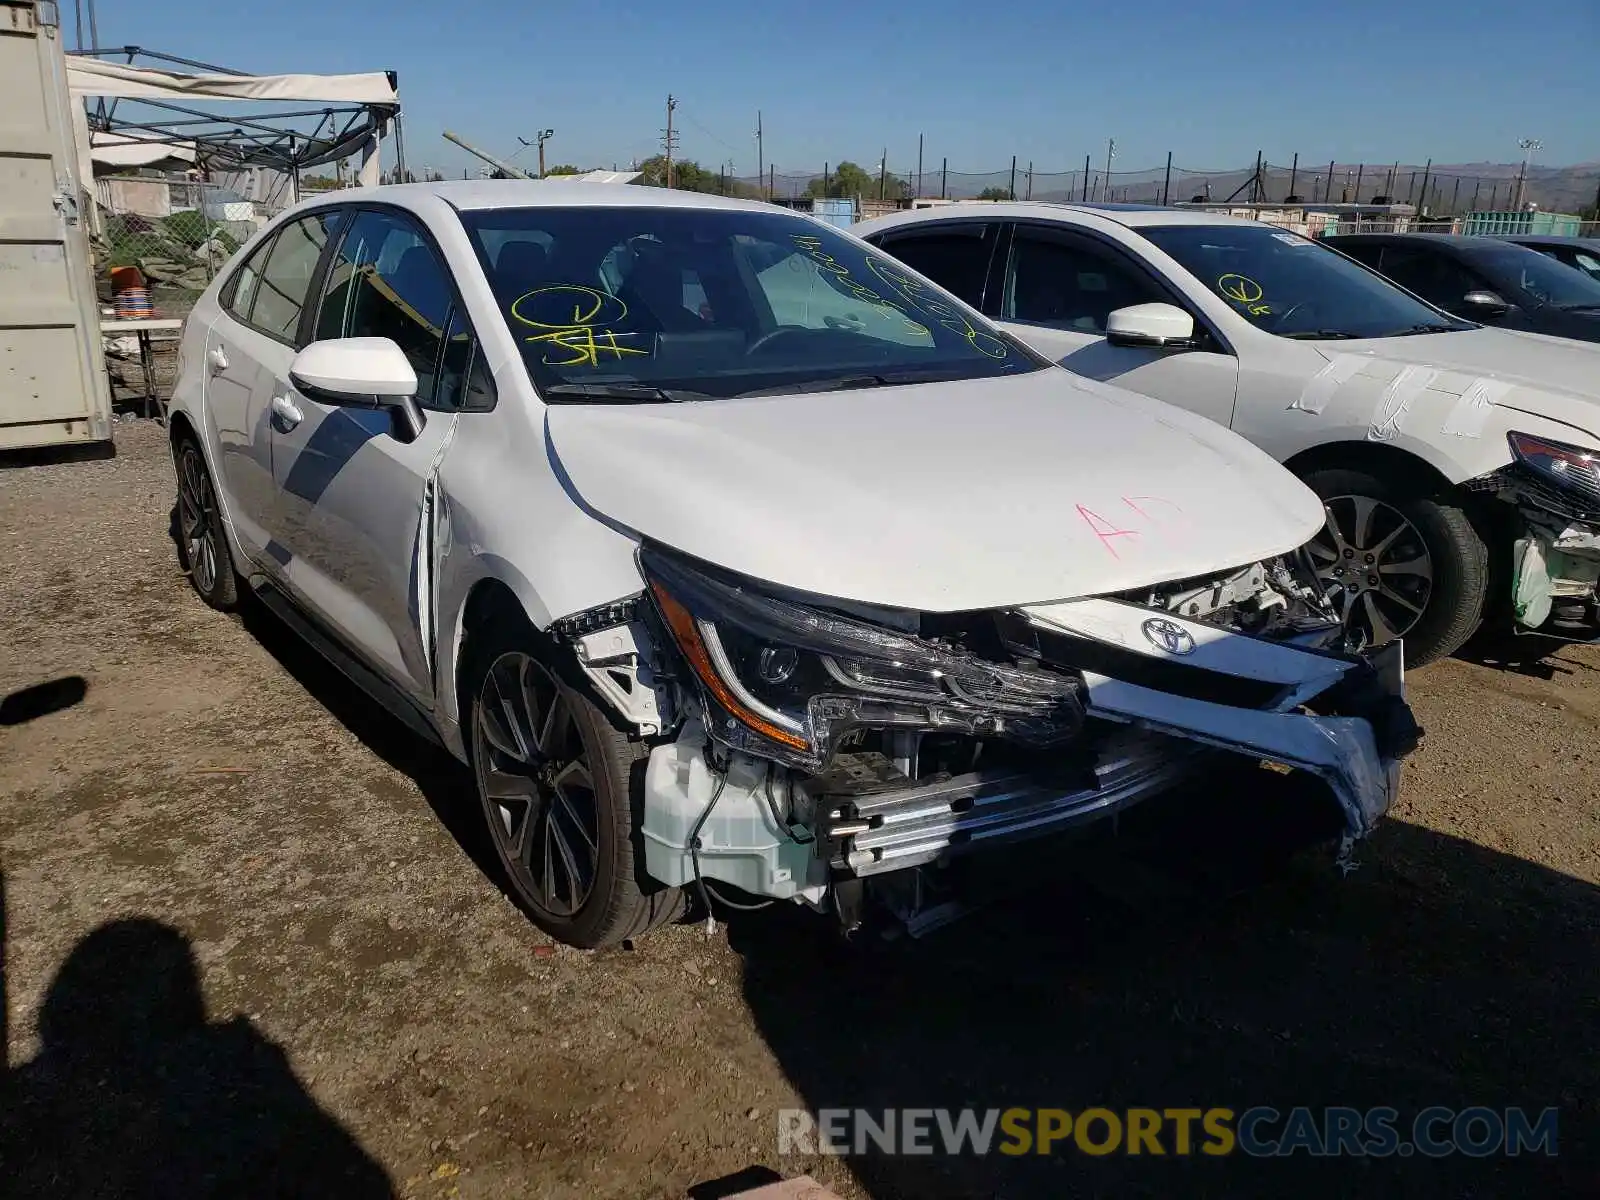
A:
315 209 470 410
246 211 343 341
222 235 273 323
873 227 994 309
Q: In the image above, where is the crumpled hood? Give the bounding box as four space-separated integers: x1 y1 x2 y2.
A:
1330 327 1600 442
546 368 1325 612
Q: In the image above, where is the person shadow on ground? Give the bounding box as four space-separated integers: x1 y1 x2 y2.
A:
1 918 393 1199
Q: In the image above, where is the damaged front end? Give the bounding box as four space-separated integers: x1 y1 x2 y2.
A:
1466 433 1600 641
554 545 1421 931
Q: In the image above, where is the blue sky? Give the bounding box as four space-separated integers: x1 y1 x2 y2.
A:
85 0 1598 179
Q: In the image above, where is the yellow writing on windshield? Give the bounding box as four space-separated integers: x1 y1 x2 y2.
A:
1216 273 1272 317
510 285 649 367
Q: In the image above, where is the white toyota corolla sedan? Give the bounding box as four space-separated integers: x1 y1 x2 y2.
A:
167 182 1416 947
858 203 1600 666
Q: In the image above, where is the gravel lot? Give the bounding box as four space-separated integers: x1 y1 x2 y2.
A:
2 419 1596 1198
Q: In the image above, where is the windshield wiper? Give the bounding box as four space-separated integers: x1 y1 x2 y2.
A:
1279 329 1367 340
541 382 719 404
733 371 953 398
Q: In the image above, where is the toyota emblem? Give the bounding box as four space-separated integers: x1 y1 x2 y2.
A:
1142 617 1196 655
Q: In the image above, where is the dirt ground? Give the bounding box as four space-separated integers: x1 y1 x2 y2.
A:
2 419 1596 1199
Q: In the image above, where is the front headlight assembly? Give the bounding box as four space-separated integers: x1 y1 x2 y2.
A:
1508 431 1600 510
639 547 1084 771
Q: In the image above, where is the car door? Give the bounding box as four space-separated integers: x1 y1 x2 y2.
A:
267 206 492 704
203 229 288 563
993 224 1240 427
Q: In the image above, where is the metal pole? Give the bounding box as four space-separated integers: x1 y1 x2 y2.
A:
1009 155 1016 200
1490 182 1499 210
1386 162 1397 199
1287 152 1298 200
1470 178 1481 211
1082 155 1090 201
1162 151 1172 205
916 134 923 200
941 157 947 200
768 165 773 202
755 111 763 200
392 111 407 183
878 149 886 201
1418 159 1432 212
1253 149 1263 202
1451 176 1461 214
823 162 829 197
1026 161 1033 201
1406 171 1417 204
441 130 533 179
663 94 676 189
1353 162 1363 202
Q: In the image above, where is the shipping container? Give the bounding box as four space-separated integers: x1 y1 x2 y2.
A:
809 197 856 228
1460 211 1584 237
0 0 113 451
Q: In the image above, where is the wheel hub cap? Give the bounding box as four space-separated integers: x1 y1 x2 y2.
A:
1307 494 1434 648
472 651 600 918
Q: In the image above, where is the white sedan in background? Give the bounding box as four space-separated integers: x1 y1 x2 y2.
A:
857 204 1600 666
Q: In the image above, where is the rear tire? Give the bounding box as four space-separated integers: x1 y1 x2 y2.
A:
465 616 685 948
1301 465 1487 667
173 435 239 611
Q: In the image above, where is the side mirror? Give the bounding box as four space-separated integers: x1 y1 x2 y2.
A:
1460 290 1509 319
1105 302 1197 349
290 337 426 440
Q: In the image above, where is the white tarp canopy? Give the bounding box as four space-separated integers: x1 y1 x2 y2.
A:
89 131 199 171
66 57 398 105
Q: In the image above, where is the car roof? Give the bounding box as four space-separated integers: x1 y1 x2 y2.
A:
860 200 1260 233
1500 234 1600 248
300 179 775 216
1322 232 1523 255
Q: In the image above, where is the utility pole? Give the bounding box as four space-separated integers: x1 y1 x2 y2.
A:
1081 155 1090 202
1026 161 1033 200
1009 155 1017 201
662 95 679 188
1103 138 1116 200
1515 137 1543 209
941 157 947 200
1418 158 1432 213
878 149 887 201
1162 150 1173 205
517 129 555 178
916 134 923 199
755 110 764 200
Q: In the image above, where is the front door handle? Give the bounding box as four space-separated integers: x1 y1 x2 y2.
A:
270 393 304 428
207 346 229 374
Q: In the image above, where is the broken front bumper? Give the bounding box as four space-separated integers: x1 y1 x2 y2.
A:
637 600 1417 900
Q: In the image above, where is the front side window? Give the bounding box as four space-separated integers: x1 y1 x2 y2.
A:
316 209 454 405
1467 244 1600 309
874 227 995 309
1002 231 1162 332
1372 248 1484 310
460 206 1041 401
1142 225 1471 339
249 211 343 341
224 235 272 323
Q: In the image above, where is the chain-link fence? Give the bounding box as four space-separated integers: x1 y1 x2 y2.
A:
91 174 270 405
92 175 265 321
724 158 1600 217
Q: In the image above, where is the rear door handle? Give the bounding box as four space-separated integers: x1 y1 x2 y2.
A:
270 393 303 428
207 347 229 374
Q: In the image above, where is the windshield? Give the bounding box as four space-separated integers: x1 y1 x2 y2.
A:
461 206 1042 400
1138 223 1471 339
1471 244 1600 309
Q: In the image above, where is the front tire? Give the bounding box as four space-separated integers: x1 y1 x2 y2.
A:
466 619 684 948
173 436 239 611
1302 465 1487 667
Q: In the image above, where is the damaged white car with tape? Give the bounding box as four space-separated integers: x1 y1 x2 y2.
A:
858 204 1600 665
166 183 1418 949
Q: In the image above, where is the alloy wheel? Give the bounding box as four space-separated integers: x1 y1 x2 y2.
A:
1307 494 1434 648
472 652 600 918
177 445 219 594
